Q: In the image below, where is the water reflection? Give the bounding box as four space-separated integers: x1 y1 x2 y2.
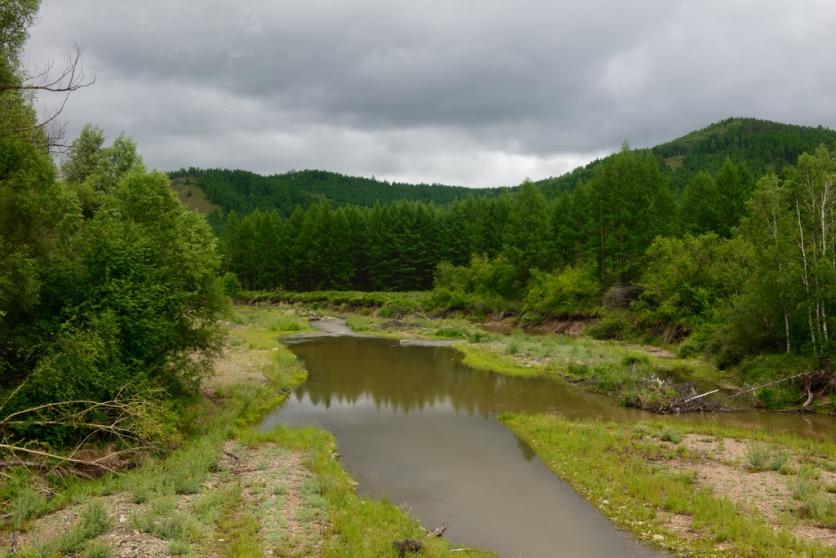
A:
288 336 643 420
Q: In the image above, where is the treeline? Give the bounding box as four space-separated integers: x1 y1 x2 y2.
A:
1 3 223 448
169 167 505 216
219 195 510 291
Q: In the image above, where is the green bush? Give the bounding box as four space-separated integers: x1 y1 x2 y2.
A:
586 314 631 340
523 264 600 318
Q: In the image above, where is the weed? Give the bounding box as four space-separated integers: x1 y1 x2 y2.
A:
79 541 113 558
746 444 789 472
660 427 681 444
36 502 113 556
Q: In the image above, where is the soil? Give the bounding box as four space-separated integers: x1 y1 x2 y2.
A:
663 434 835 547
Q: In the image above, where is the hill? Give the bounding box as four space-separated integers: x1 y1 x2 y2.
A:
168 167 506 216
536 117 836 194
169 118 836 214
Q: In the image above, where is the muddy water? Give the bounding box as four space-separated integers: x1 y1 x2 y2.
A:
261 336 834 557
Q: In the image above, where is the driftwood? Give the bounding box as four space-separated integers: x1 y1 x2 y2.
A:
425 523 448 538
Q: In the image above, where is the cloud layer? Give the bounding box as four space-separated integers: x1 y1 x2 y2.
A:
24 0 836 186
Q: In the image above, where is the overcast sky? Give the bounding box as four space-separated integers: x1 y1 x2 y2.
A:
23 0 836 187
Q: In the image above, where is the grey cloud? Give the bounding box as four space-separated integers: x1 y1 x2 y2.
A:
23 0 836 186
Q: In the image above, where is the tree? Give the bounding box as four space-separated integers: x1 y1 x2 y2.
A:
680 171 722 234
587 145 674 287
787 147 834 356
503 180 550 287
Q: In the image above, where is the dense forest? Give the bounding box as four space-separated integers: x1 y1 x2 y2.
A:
0 4 224 450
536 118 836 195
168 167 506 217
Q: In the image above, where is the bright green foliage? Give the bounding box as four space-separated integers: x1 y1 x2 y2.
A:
714 158 754 236
431 254 518 314
637 234 753 325
524 264 599 318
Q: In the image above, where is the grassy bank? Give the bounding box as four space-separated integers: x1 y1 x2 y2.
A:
502 414 836 557
1 305 493 558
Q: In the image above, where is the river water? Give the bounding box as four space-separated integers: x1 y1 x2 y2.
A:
261 335 833 557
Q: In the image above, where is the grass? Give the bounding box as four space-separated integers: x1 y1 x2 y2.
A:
169 177 221 215
746 444 789 472
13 502 114 558
502 413 834 557
792 466 836 527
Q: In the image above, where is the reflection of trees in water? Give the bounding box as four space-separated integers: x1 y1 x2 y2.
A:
290 338 621 418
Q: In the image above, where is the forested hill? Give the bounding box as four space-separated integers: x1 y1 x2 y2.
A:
168 168 506 215
171 118 836 215
536 117 836 194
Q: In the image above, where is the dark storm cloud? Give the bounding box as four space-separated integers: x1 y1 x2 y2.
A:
23 0 836 186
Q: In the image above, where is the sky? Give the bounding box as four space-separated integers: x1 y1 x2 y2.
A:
23 0 836 187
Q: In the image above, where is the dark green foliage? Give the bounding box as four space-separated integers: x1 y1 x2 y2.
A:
168 168 505 216
586 146 675 286
539 118 836 196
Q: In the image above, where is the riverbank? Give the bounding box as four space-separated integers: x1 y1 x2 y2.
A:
294 306 836 555
1 306 494 558
506 414 836 556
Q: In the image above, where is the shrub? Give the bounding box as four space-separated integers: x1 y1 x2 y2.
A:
523 265 600 318
746 444 789 472
586 314 631 340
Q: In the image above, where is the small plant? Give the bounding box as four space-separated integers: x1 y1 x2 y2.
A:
621 354 649 367
632 423 652 439
38 502 114 556
746 444 789 472
660 427 681 444
567 362 590 377
80 541 114 558
435 326 466 339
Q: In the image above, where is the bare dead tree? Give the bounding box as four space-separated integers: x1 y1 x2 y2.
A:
2 43 95 153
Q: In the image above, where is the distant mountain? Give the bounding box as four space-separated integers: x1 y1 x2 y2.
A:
168 168 506 216
170 118 836 215
536 117 836 194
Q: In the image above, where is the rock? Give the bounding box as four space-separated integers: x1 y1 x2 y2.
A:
652 534 665 542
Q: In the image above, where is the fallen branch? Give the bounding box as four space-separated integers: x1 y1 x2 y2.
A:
681 389 719 404
724 372 809 401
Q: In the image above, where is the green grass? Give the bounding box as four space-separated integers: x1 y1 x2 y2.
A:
746 444 790 472
502 414 833 557
169 178 221 215
18 502 113 558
